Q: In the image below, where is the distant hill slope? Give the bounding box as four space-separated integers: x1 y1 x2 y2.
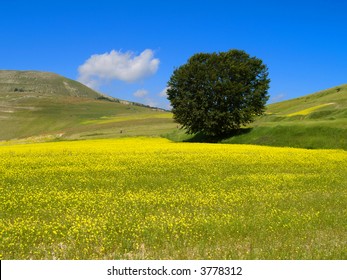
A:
266 84 346 118
166 84 347 150
0 70 103 99
1 70 346 150
0 70 174 142
224 84 347 149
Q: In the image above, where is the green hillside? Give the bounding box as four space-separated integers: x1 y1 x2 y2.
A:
221 84 347 149
167 84 347 150
0 70 175 142
1 70 346 149
0 70 102 99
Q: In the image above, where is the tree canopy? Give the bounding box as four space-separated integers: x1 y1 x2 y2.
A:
167 49 270 137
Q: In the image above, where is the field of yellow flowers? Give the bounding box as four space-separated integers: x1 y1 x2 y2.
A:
1 137 346 259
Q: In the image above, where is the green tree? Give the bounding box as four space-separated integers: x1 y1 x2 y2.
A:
167 49 270 137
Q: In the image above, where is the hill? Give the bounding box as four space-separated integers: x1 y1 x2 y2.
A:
167 84 347 150
0 70 174 142
1 70 346 150
0 70 102 99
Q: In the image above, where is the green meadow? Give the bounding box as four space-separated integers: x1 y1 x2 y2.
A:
1 71 346 151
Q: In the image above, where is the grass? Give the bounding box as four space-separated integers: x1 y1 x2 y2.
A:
1 138 346 259
0 90 175 142
222 123 347 150
81 112 173 125
266 85 346 115
286 103 335 116
1 71 346 151
166 84 347 150
223 84 347 150
0 70 101 99
0 70 176 142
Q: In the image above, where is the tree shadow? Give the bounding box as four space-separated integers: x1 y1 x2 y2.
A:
183 128 253 143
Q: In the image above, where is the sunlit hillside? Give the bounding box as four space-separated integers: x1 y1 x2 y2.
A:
168 84 347 150
0 70 174 142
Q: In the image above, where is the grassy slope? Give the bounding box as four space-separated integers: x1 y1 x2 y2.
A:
0 70 102 99
167 84 347 150
0 70 175 142
1 70 346 149
224 84 347 149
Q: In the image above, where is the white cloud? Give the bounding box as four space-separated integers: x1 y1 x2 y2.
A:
77 49 160 89
133 89 149 98
144 98 158 108
269 93 286 104
159 86 169 97
132 89 158 107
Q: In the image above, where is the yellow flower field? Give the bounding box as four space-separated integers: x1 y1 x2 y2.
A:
1 137 346 259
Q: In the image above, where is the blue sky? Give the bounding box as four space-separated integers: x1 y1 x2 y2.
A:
1 0 346 109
